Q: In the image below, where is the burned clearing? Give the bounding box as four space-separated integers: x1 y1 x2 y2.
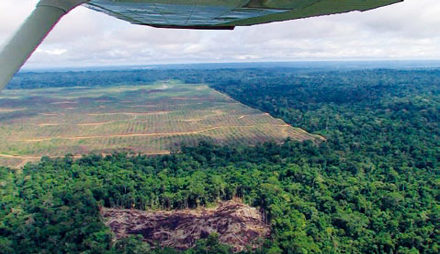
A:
101 200 270 252
0 82 322 167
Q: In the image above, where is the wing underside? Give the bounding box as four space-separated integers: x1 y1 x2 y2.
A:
0 0 403 90
86 0 402 30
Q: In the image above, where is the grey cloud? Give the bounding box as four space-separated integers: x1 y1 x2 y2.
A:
2 0 440 68
345 0 440 38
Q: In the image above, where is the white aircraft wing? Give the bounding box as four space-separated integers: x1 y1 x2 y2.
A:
86 0 402 29
0 0 402 90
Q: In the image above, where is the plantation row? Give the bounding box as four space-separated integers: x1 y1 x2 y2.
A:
0 84 318 168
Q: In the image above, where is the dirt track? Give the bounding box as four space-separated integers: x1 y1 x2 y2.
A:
20 124 293 142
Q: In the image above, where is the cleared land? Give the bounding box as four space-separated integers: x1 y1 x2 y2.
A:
0 82 321 167
102 199 270 252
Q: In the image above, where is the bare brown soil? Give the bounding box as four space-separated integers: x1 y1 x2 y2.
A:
50 101 78 105
0 154 41 159
37 123 60 127
38 113 63 116
0 154 43 169
101 200 270 252
0 108 27 112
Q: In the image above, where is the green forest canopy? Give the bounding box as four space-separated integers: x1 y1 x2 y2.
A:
2 67 440 253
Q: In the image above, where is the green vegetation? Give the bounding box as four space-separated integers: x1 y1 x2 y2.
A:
2 67 440 253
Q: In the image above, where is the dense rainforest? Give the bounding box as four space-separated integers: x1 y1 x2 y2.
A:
2 66 440 253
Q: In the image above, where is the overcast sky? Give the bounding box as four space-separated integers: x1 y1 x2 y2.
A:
0 0 439 69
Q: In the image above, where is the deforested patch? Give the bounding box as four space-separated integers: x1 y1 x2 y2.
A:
101 200 270 252
0 84 321 168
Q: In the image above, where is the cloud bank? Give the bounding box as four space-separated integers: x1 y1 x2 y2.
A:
0 0 439 68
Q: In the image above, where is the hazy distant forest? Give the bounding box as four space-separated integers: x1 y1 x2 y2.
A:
2 67 440 253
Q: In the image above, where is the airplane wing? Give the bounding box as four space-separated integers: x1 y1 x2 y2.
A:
0 0 403 90
86 0 403 30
